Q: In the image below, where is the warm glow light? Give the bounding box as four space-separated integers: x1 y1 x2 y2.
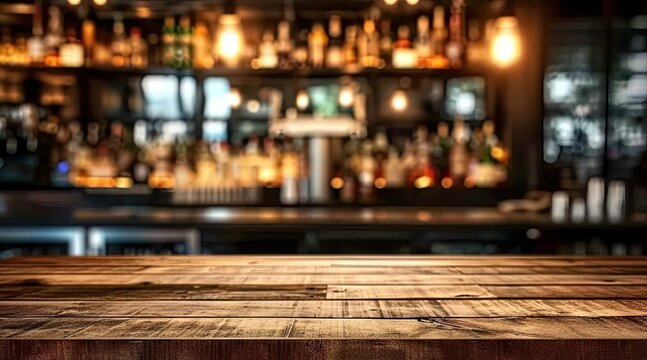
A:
406 0 419 4
464 176 475 188
330 177 344 189
338 86 355 108
490 16 521 67
217 14 244 67
390 90 408 112
491 146 506 161
135 6 152 18
229 88 242 108
384 0 398 5
246 100 261 113
93 0 107 5
414 176 433 189
296 90 309 110
374 177 387 189
115 177 133 189
441 177 453 189
68 0 81 5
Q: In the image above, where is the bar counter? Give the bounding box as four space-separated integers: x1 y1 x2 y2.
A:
1 256 646 359
2 203 647 230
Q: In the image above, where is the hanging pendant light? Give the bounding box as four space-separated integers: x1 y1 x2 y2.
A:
490 16 521 67
217 0 244 68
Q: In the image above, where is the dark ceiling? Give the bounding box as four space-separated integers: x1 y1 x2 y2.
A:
0 0 502 26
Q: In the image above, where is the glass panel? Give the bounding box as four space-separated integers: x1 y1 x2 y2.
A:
180 77 196 118
543 19 606 187
203 77 231 120
142 75 181 119
445 76 486 121
608 16 647 178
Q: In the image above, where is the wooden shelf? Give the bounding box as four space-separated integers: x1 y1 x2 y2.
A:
0 64 487 79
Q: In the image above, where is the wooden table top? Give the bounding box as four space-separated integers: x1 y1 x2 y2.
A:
1 256 647 359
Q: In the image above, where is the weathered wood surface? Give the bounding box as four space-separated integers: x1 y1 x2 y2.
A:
1 256 646 360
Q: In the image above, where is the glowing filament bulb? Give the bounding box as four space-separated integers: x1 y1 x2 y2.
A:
490 16 521 68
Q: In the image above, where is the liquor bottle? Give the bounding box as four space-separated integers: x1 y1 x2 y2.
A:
162 16 176 67
339 141 358 203
379 19 393 66
291 29 308 69
325 15 344 68
178 16 192 68
411 125 435 188
14 36 29 65
27 1 45 64
372 130 389 188
260 137 280 186
392 26 416 69
449 118 469 181
466 20 486 66
446 0 466 68
258 30 278 68
384 146 405 188
415 15 432 68
82 19 95 66
130 27 148 68
0 29 14 65
276 21 293 69
193 21 213 69
43 6 64 67
308 23 328 68
358 18 380 68
280 139 299 204
59 28 84 67
357 140 376 202
431 122 451 178
343 25 359 71
111 17 130 67
430 6 449 69
194 143 216 186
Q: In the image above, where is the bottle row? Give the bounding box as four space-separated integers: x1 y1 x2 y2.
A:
0 1 497 71
2 116 510 203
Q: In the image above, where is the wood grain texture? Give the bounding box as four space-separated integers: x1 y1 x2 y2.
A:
3 273 646 286
1 299 646 318
328 285 647 299
1 340 645 360
1 255 646 359
1 316 647 340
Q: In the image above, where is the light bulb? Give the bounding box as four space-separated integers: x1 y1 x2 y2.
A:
296 90 309 110
135 6 152 18
406 0 420 4
246 100 261 113
229 88 242 109
490 16 521 67
93 0 107 5
338 86 355 108
390 90 408 112
384 0 398 5
217 14 244 67
68 0 81 5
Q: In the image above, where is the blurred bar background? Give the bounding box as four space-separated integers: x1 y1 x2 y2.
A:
0 0 645 256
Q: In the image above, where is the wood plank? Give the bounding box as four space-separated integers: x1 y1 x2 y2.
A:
2 273 646 285
328 285 647 299
1 339 645 360
0 299 646 318
327 285 496 299
288 317 647 339
1 317 294 339
3 256 647 267
0 285 326 301
4 265 647 275
2 317 647 339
